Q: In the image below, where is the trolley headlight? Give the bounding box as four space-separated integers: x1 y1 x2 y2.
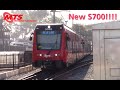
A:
55 54 60 57
39 54 42 56
37 54 42 56
55 54 58 56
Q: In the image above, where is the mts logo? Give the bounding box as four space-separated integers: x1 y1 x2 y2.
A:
3 12 23 23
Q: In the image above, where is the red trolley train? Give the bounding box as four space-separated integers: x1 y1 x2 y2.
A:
30 23 91 70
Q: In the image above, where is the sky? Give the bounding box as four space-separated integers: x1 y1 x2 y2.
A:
1 10 120 28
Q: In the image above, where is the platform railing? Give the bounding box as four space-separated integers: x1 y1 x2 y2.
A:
0 51 32 70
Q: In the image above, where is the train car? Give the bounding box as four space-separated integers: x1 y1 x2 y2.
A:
30 23 91 70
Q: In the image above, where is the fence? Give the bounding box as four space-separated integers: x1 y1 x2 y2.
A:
0 51 32 70
0 45 27 51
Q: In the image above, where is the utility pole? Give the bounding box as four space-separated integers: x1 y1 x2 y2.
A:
0 17 4 51
50 10 56 23
50 10 70 23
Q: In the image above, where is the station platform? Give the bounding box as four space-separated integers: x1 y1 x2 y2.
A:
0 65 33 80
0 68 13 74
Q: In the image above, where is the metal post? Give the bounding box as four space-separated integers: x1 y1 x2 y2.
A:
51 10 56 23
65 21 68 25
24 52 26 66
6 54 7 65
13 54 14 69
3 32 4 51
53 11 55 23
72 20 73 29
1 31 5 51
18 54 19 69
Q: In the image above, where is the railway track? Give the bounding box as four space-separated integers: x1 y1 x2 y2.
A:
19 69 56 80
44 59 93 80
19 55 93 80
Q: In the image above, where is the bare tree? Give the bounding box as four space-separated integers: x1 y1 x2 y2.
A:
7 10 63 42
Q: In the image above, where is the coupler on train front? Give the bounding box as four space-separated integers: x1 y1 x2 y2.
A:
32 60 66 70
